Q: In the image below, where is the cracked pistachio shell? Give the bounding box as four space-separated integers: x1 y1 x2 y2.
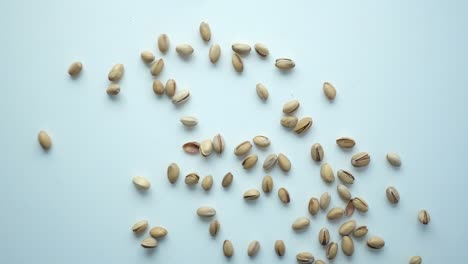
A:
108 63 124 81
277 153 291 172
315 260 326 264
263 153 278 170
38 130 52 150
176 44 194 56
367 236 385 249
353 226 368 238
296 252 314 263
172 89 190 105
386 186 400 204
262 175 273 193
182 141 200 154
199 139 213 157
256 83 269 100
68 61 82 76
337 170 355 185
153 80 165 95
323 82 336 100
345 200 355 216
342 235 354 256
327 207 344 220
140 50 155 63
234 141 252 156
319 228 330 246
320 192 331 210
180 116 198 127
165 79 176 98
351 152 371 167
141 237 158 248
223 240 234 257
247 240 260 257
232 43 251 55
197 207 216 217
387 152 402 167
232 53 243 72
337 184 352 201
308 198 320 215
278 188 290 203
254 43 269 57
242 154 258 169
294 117 313 134
336 137 355 148
253 135 270 147
132 176 150 190
149 226 168 238
352 197 369 212
158 34 169 53
222 172 233 188
275 240 286 256
339 220 357 236
132 220 148 233
281 116 298 128
320 163 335 183
326 242 338 260
167 163 180 184
212 134 225 154
201 175 213 191
209 44 221 63
418 209 430 225
209 219 220 236
275 58 295 70
199 21 211 41
311 143 324 162
282 99 300 114
185 173 200 185
292 217 310 231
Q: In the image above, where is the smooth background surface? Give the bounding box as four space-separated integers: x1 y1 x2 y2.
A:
0 0 467 263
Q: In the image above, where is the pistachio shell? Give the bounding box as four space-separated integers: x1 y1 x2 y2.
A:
277 153 291 172
337 184 352 201
345 200 355 216
339 220 356 236
176 44 194 56
311 143 324 162
256 83 269 100
320 163 335 183
132 220 148 233
386 186 400 204
387 152 402 166
326 242 338 260
38 130 52 150
341 235 354 256
212 134 225 154
275 58 295 70
262 175 273 193
209 219 220 236
280 116 298 128
296 252 314 263
167 163 180 184
182 142 200 154
274 240 286 256
153 80 165 95
409 256 422 264
278 187 290 203
158 34 169 53
352 197 369 212
149 227 168 238
243 189 260 200
108 63 124 81
263 153 278 170
336 137 355 148
140 51 155 63
141 237 158 248
327 207 344 220
293 117 313 134
367 236 385 249
234 141 252 156
247 240 260 257
323 82 336 100
319 228 330 246
242 154 258 169
308 198 319 215
418 209 430 225
197 207 216 217
209 44 221 63
199 139 213 157
223 240 234 257
254 43 269 57
253 135 270 147
319 192 331 210
222 172 233 188
68 61 82 76
353 226 368 238
172 89 190 105
106 84 120 95
201 175 213 191
232 43 251 55
282 99 300 114
180 116 198 127
165 79 176 97
351 152 371 167
292 217 310 231
199 21 211 41
132 176 150 189
232 53 244 72
337 170 355 185
185 173 200 185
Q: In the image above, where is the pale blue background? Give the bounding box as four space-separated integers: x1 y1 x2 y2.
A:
0 0 467 263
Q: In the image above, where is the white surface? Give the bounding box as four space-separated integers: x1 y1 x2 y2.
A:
1 0 467 263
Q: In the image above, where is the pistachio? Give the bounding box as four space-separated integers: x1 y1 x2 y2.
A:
234 141 252 156
277 153 291 172
172 89 190 105
240 189 259 201
275 240 286 256
326 242 338 260
149 227 168 238
409 256 422 264
323 82 336 100
68 61 82 76
197 206 216 217
242 154 258 169
209 44 221 63
141 237 158 248
199 21 211 41
280 116 298 128
387 152 402 167
140 50 155 63
337 170 355 185
254 43 269 57
256 83 269 101
367 236 385 249
132 176 150 190
263 154 278 170
182 141 200 154
319 228 330 246
176 44 194 56
311 143 324 162
351 152 371 167
108 63 124 81
253 135 270 147
345 200 355 216
353 226 368 238
336 137 355 148
185 173 200 185
327 207 344 220
262 175 273 193
158 34 169 53
337 184 352 201
38 130 52 150
153 80 165 95
315 260 326 264
209 219 220 236
201 175 213 191
386 186 400 204
320 163 335 183
319 192 331 210
165 79 176 98
275 58 295 70
232 53 244 72
167 163 180 184
180 116 198 127
223 240 234 257
341 235 354 256
212 134 225 154
232 43 251 55
247 240 260 257
339 220 356 236
293 117 313 134
282 99 300 114
418 209 430 225
296 252 314 263
278 187 290 203
106 84 120 95
222 172 233 188
292 217 310 231
200 139 213 157
352 197 369 212
132 220 148 233
308 198 320 215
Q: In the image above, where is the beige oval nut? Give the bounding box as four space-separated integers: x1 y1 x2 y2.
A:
242 154 258 169
209 219 220 236
185 173 200 185
336 137 355 148
153 80 165 95
176 44 194 56
180 116 198 127
337 170 355 185
262 175 273 193
141 237 158 248
320 163 335 183
337 184 352 201
253 135 270 147
149 227 168 238
294 117 313 134
199 21 211 41
292 217 310 231
172 89 190 105
234 141 252 156
165 79 176 98
274 240 286 256
319 228 330 246
232 53 244 72
319 192 331 210
308 198 320 216
108 63 124 81
106 84 120 95
352 197 369 212
212 134 225 154
387 152 402 167
278 187 290 203
280 116 298 128
182 141 200 154
254 43 269 57
256 83 269 101
140 50 155 63
296 252 314 263
341 235 354 256
367 236 385 249
351 152 371 167
275 58 295 70
150 59 164 76
326 242 338 260
201 175 213 191
282 99 300 114
418 209 430 225
315 260 326 264
199 139 213 157
222 172 234 188
311 143 324 162
223 240 234 257
247 240 260 257
339 220 356 236
68 61 82 76
263 154 278 170
232 43 251 55
327 207 344 220
277 153 291 172
409 256 422 264
244 189 260 200
323 82 336 100
158 34 169 53
209 44 221 63
197 206 216 217
132 176 150 190
353 226 368 238
386 186 400 204
132 220 148 233
167 163 180 184
38 130 52 150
